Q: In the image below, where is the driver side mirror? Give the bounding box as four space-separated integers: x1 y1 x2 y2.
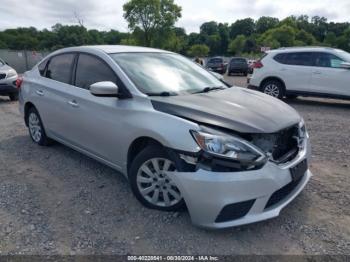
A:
340 62 350 69
90 81 119 97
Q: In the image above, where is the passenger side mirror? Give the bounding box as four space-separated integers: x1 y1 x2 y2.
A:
90 81 119 97
340 62 350 69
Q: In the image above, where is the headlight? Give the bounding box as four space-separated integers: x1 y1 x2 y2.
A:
191 130 267 164
6 70 17 78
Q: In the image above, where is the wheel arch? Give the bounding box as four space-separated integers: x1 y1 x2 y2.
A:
260 76 286 93
127 136 164 173
24 101 36 127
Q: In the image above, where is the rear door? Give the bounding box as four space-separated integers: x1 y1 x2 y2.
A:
273 52 313 92
36 53 77 139
310 52 350 96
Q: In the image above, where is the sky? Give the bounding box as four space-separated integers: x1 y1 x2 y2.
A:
0 0 350 33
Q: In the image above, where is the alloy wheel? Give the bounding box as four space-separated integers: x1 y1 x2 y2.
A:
264 84 280 97
28 112 42 143
136 158 182 208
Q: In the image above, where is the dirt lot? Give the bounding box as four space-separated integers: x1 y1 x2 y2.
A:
0 76 349 255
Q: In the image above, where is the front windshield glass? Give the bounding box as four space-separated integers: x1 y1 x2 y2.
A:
110 52 225 95
336 50 350 62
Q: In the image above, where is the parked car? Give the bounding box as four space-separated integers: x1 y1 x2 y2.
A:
206 57 227 74
248 47 350 99
0 58 18 101
228 57 249 76
18 46 311 229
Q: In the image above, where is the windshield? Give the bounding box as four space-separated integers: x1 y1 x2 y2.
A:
110 52 225 95
336 50 350 62
208 58 223 63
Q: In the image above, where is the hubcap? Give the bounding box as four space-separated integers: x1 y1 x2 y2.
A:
264 84 280 97
136 158 182 207
28 113 42 143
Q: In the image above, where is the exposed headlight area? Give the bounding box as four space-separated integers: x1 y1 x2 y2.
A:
183 120 308 172
6 69 17 78
189 128 267 172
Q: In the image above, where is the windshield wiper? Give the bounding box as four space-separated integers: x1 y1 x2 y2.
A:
145 91 177 97
193 86 225 94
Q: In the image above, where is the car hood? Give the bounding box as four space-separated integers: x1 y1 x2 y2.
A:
0 64 14 73
151 87 301 133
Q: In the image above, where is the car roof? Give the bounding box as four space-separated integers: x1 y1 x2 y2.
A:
267 46 340 54
52 45 171 55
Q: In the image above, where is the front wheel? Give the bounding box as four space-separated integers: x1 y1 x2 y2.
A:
129 145 185 211
262 80 284 99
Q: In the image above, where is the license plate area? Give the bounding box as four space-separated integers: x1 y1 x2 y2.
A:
290 160 307 182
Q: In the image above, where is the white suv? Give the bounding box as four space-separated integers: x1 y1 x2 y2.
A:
248 47 350 99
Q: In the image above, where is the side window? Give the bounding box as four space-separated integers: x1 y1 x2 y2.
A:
75 54 116 89
314 53 344 68
38 59 48 76
46 54 75 84
283 52 313 66
273 53 286 64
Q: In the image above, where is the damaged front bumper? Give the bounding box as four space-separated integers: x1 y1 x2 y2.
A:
167 138 312 229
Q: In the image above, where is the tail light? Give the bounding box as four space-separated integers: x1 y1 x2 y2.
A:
253 60 264 69
16 77 23 89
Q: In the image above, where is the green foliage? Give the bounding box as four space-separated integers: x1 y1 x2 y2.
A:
1 13 350 55
123 0 181 47
188 44 210 57
228 35 246 55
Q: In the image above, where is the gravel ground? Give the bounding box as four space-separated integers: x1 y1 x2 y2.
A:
0 76 349 255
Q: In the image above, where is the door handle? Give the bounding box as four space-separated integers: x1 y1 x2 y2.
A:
68 100 79 108
36 90 44 96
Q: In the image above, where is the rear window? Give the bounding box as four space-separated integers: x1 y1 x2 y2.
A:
230 58 247 64
208 58 223 63
274 52 313 66
46 54 75 84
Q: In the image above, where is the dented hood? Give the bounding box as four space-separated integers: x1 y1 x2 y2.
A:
151 87 301 133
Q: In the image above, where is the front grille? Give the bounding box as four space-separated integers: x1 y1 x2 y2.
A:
0 73 6 80
251 124 300 164
272 125 299 162
265 173 304 209
215 199 255 223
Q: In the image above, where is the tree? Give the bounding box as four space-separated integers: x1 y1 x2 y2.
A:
228 35 246 55
123 0 181 47
256 17 279 34
296 30 316 45
200 21 218 35
260 25 296 47
188 44 209 57
230 18 255 39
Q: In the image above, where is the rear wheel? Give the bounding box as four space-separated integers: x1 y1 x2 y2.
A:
129 145 185 211
9 93 18 101
262 80 284 99
27 107 51 146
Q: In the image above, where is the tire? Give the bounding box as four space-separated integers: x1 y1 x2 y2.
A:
261 80 285 99
243 72 248 77
129 145 186 211
27 107 51 146
9 93 18 101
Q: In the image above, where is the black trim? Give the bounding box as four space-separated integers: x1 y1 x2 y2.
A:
73 52 132 99
215 199 256 223
0 84 18 94
286 90 350 100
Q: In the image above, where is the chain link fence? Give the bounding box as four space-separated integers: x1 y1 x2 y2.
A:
0 49 50 73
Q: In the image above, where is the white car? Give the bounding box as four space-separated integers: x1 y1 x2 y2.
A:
248 47 350 99
0 58 18 101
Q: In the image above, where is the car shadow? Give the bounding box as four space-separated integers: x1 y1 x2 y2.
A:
284 97 350 109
